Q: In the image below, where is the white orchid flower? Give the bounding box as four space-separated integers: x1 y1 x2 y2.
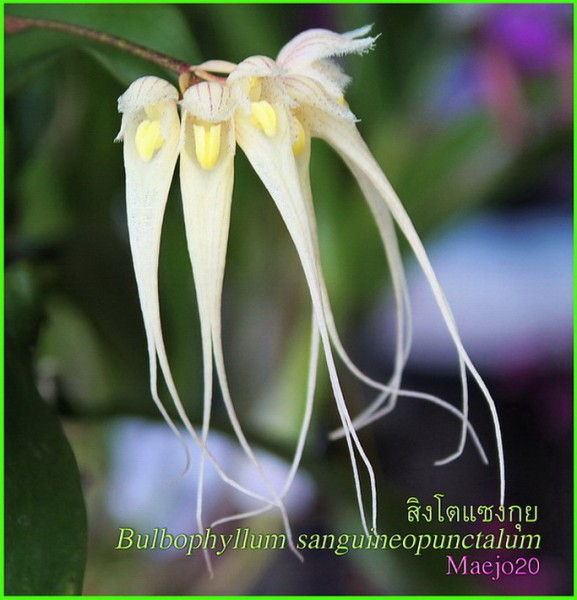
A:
116 77 186 450
179 81 300 550
116 25 505 548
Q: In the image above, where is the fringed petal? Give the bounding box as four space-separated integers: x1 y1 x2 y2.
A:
277 26 378 69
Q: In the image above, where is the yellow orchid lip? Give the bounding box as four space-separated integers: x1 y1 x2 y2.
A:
250 100 278 137
193 122 221 170
291 116 306 156
135 119 165 161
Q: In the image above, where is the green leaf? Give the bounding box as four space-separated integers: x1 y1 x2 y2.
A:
5 265 88 595
6 4 200 90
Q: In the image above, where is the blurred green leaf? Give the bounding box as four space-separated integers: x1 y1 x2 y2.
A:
5 263 44 348
6 265 87 595
184 4 287 62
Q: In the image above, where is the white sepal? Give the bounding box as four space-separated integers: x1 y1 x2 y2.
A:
117 77 189 460
195 59 238 74
181 85 284 536
180 81 235 125
116 76 179 142
236 104 378 535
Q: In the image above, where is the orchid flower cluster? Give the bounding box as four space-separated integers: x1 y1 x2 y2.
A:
116 26 505 556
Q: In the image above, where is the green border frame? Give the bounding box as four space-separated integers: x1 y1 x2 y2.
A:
3 1 574 598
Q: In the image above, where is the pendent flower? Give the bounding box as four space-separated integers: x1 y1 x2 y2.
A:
116 25 505 549
116 77 185 446
117 77 294 565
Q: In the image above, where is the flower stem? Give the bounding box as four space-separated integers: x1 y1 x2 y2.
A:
5 14 196 78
